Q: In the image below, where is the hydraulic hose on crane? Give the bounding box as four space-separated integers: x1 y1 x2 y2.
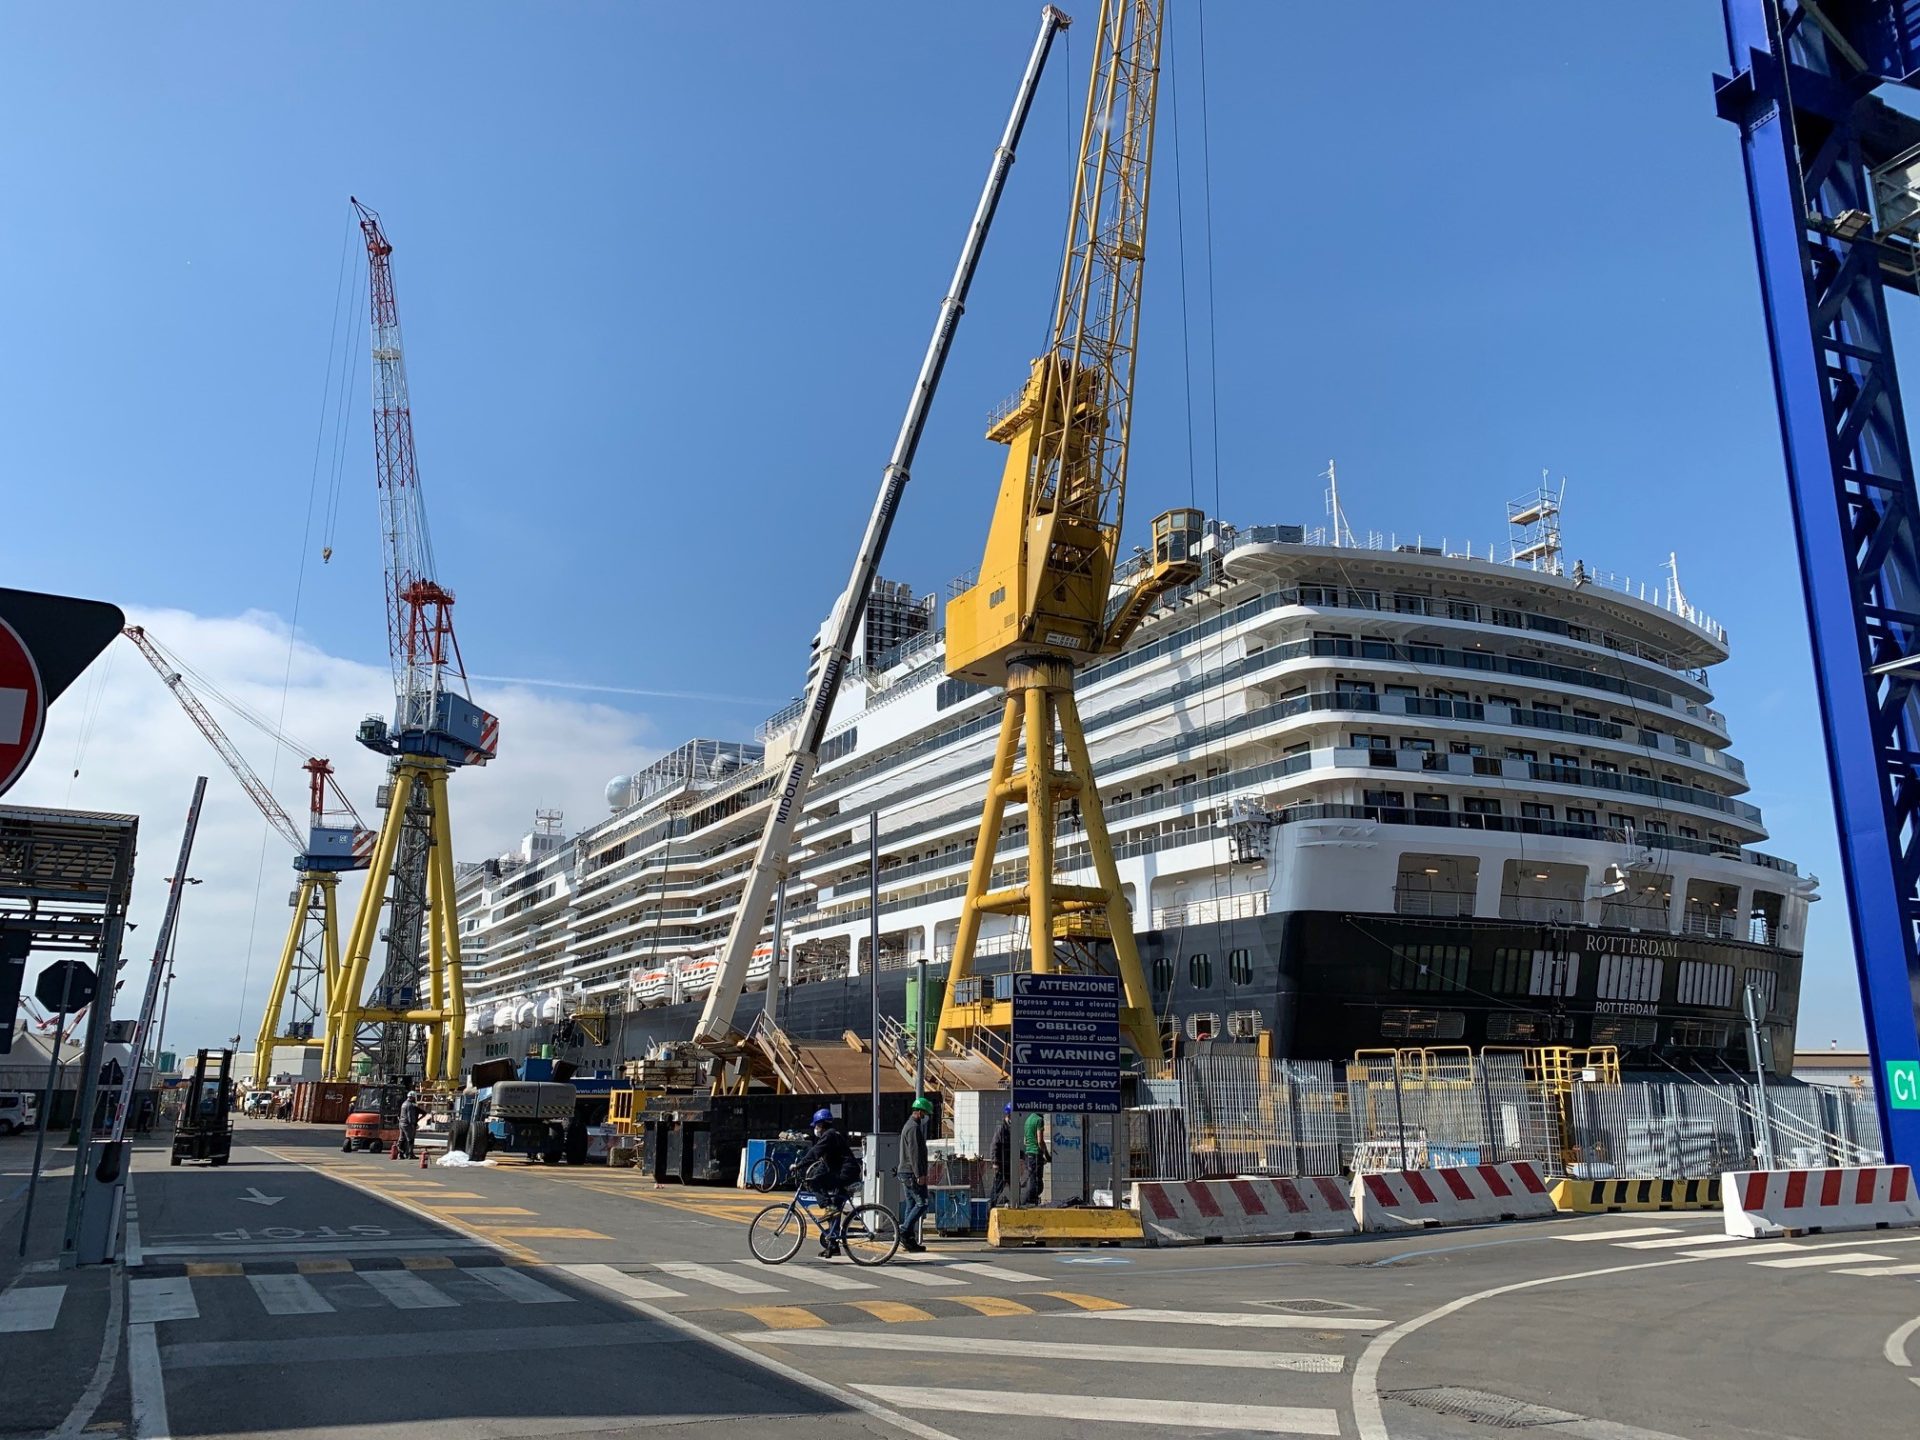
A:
695 5 1073 1043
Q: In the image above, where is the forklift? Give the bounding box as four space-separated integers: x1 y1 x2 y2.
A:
170 1049 234 1166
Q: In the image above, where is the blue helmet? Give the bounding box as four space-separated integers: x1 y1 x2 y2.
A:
1004 1103 1013 1114
811 1108 835 1127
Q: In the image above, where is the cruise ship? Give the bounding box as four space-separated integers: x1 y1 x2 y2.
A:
454 495 1814 1077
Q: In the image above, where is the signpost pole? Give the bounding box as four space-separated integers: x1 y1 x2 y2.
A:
868 812 880 1145
17 967 73 1257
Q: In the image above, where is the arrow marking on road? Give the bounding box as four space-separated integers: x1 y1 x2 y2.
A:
237 1188 284 1207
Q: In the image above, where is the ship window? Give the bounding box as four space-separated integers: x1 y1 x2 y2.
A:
1521 802 1554 821
1380 1008 1466 1040
1386 684 1420 700
1348 589 1380 609
1389 944 1468 993
1399 737 1434 753
1670 1019 1730 1050
1535 702 1564 717
1464 797 1502 816
1590 1016 1657 1049
1228 948 1253 984
1351 733 1391 750
1173 774 1197 789
1679 825 1699 839
1450 741 1485 757
1364 789 1405 810
1140 783 1163 800
1408 643 1444 665
1506 748 1538 763
1393 594 1431 615
1491 948 1529 995
1597 954 1664 1003
1448 601 1481 622
1550 753 1580 774
1299 585 1334 606
938 678 989 710
1592 761 1619 774
1151 955 1174 993
1186 1012 1220 1041
1490 694 1521 709
1361 637 1395 660
1566 807 1597 826
1643 820 1668 835
1227 1009 1262 1040
1677 961 1735 1008
1531 949 1578 997
1189 953 1213 988
1488 1011 1553 1042
1413 793 1448 812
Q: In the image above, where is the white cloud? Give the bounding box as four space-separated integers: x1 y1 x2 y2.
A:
8 607 659 1060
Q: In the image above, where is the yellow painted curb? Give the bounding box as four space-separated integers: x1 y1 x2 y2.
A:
1549 1177 1722 1213
987 1207 1144 1247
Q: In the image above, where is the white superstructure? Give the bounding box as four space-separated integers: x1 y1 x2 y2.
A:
456 515 1813 1060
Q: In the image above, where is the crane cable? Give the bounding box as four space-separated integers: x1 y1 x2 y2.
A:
235 215 363 1042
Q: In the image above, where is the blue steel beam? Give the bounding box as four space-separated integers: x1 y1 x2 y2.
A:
1718 0 1920 1163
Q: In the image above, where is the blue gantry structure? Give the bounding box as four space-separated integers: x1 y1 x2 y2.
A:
1717 0 1920 1163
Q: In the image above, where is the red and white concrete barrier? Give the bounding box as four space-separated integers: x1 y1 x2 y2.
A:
1721 1166 1920 1238
1352 1162 1555 1231
1131 1176 1358 1245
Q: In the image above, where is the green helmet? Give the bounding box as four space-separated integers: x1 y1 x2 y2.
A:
910 1097 934 1114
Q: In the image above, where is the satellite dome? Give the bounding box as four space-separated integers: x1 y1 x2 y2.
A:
605 775 634 811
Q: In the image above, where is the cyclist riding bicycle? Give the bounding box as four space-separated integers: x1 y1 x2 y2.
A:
793 1108 864 1257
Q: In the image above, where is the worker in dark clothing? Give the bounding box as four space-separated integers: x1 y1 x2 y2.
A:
1020 1110 1049 1206
794 1108 861 1257
989 1103 1013 1207
897 1097 933 1252
398 1091 420 1159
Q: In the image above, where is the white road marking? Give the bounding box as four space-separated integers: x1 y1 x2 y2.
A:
128 1323 170 1440
750 1329 1344 1371
0 1285 65 1332
1677 1241 1805 1258
247 1273 333 1316
856 1385 1341 1435
359 1269 457 1309
882 1267 965 1288
940 1261 1047 1283
466 1266 573 1304
1843 1263 1920 1277
655 1260 783 1294
1884 1314 1920 1367
560 1263 685 1301
1556 1226 1680 1242
1753 1251 1899 1269
1080 1309 1388 1331
1619 1234 1739 1249
755 1264 875 1291
129 1276 198 1324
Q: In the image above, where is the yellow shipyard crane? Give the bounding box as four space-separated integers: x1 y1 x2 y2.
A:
935 0 1199 1063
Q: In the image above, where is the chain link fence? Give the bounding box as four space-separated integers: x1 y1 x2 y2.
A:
1119 1048 1883 1182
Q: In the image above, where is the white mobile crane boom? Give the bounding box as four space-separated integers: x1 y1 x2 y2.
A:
695 6 1072 1042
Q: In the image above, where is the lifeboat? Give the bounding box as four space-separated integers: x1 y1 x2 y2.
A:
675 955 719 997
633 969 669 1006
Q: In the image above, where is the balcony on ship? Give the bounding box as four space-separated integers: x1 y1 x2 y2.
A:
1394 854 1479 916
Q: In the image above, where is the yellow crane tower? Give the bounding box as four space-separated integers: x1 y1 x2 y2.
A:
935 0 1199 1064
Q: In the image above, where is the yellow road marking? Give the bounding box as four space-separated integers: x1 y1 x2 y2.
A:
186 1262 242 1277
401 1256 455 1270
297 1259 351 1274
477 1226 611 1240
850 1300 934 1324
1046 1291 1128 1312
421 1206 537 1217
950 1295 1034 1317
743 1305 830 1330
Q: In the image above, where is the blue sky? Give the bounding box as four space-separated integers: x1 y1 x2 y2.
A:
0 5 1876 1048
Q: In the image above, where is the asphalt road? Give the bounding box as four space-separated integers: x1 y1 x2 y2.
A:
7 1119 1919 1439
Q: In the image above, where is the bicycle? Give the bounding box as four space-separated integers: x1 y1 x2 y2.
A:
748 1167 900 1266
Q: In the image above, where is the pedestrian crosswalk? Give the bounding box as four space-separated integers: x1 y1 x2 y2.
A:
70 1255 1075 1332
1553 1218 1920 1281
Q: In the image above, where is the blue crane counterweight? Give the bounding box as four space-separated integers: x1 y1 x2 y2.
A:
1716 0 1920 1162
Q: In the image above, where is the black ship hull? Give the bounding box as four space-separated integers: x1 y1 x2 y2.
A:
473 910 1802 1078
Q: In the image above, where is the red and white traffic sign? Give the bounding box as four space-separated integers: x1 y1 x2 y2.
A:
0 616 46 798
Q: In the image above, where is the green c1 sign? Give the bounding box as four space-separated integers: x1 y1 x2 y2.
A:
1890 1061 1920 1110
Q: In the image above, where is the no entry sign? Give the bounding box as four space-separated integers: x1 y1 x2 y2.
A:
0 616 46 797
0 587 125 800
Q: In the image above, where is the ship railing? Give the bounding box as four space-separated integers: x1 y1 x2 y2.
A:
1392 888 1476 918
1150 891 1268 930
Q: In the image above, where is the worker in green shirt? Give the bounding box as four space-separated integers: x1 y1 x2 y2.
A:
1020 1110 1049 1205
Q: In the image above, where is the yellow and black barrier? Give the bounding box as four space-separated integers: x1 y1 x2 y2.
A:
987 1207 1146 1247
1550 1176 1722 1213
